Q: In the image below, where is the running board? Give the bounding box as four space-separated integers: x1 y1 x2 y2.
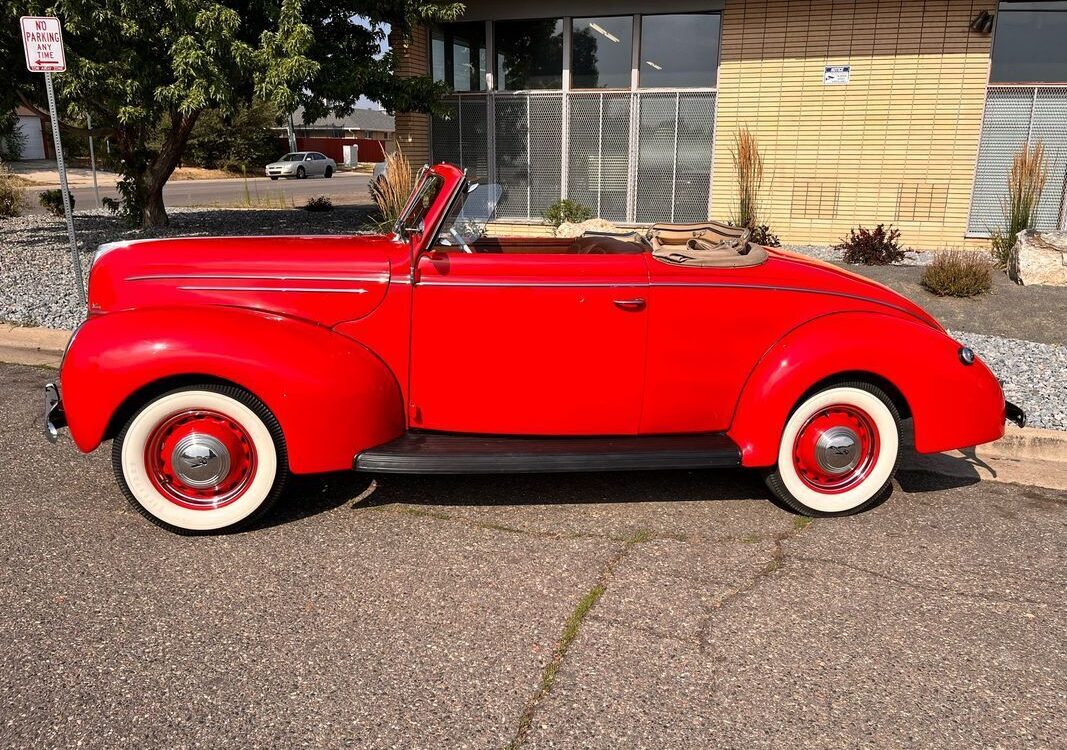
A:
354 432 741 474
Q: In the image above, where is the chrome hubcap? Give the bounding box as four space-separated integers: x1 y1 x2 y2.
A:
171 434 230 489
815 426 860 475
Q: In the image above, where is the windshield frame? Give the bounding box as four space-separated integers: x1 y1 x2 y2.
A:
393 166 444 238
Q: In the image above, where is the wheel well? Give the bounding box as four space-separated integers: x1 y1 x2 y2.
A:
799 371 911 420
103 374 259 442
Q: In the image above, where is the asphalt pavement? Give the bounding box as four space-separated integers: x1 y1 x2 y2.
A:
21 172 373 215
0 362 1063 749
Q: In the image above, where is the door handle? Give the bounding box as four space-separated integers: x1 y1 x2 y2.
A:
613 298 646 311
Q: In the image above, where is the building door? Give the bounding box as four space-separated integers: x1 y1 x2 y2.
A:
17 116 45 160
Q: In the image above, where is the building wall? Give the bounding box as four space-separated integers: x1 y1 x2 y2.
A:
710 0 995 249
391 25 431 169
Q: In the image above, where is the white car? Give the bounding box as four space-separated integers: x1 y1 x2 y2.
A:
265 152 337 180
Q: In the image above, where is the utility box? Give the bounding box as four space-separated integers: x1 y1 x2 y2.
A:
342 144 359 167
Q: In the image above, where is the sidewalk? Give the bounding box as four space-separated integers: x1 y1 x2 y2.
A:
7 160 120 189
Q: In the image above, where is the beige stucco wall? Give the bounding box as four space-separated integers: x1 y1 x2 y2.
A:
710 0 995 250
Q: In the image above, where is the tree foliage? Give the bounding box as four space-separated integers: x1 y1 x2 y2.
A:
2 0 461 226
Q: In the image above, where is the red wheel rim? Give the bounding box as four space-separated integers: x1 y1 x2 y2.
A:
792 404 879 494
144 409 258 510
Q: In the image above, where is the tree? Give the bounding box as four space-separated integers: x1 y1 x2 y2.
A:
3 0 461 226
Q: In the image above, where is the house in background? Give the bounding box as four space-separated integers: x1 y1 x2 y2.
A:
10 105 51 160
391 0 1067 249
275 107 395 164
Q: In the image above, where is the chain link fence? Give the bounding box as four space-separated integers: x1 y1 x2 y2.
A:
968 86 1067 236
432 91 716 223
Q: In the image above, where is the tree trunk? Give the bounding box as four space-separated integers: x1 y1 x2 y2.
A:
140 110 200 228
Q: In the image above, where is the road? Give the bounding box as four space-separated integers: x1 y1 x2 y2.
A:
0 361 1064 749
22 172 373 214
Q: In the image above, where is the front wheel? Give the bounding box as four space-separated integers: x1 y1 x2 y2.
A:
764 382 901 517
112 385 289 534
296 166 306 179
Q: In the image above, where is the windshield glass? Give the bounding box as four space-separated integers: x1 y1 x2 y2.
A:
437 182 503 247
396 171 445 234
281 153 304 161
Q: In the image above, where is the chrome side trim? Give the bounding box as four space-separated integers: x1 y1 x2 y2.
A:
414 279 922 316
177 285 369 294
129 273 389 283
418 281 647 288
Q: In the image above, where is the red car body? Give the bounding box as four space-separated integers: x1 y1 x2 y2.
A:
50 163 1014 532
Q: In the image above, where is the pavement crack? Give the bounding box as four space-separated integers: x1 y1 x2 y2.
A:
791 555 1053 606
504 530 651 750
696 518 816 651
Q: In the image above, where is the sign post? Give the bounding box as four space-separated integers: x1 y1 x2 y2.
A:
20 16 85 303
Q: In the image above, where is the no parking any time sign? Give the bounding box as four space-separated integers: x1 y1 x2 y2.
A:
20 16 66 72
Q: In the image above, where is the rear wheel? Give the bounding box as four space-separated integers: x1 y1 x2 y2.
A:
112 385 289 534
764 382 900 517
324 166 333 178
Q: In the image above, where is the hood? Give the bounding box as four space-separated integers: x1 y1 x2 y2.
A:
88 234 401 327
763 248 943 330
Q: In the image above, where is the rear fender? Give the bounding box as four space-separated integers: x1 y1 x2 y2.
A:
60 307 404 474
728 312 1005 466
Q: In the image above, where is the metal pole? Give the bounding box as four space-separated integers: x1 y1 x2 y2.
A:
87 112 100 209
44 72 85 303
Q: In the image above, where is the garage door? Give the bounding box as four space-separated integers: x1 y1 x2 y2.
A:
17 115 45 160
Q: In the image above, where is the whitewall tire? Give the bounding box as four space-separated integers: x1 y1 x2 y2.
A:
764 382 901 517
112 385 289 534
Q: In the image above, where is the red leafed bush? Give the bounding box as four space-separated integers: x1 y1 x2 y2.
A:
835 224 904 265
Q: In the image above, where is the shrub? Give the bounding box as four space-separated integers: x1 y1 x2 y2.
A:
991 141 1049 271
835 224 904 265
543 199 593 228
750 224 780 247
39 189 75 217
368 149 414 231
0 162 25 218
921 251 993 297
304 195 333 212
731 126 764 229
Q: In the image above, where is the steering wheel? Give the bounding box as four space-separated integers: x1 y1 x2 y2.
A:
450 227 474 254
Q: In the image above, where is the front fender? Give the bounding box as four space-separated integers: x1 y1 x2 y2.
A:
728 312 1005 466
60 307 404 474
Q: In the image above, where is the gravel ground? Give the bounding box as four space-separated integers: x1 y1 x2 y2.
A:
784 243 934 266
0 207 375 330
950 329 1067 431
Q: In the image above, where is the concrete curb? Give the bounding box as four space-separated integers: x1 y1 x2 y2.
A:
0 324 71 368
1 324 1065 481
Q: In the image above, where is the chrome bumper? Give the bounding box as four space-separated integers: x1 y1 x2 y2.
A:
44 382 66 443
1005 400 1026 429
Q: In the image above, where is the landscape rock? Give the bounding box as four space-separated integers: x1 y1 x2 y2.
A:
554 218 628 238
1012 230 1067 286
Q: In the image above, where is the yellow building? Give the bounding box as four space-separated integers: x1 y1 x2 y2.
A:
393 0 1067 249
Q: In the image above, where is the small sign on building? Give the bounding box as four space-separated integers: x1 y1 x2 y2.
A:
823 65 851 85
20 16 66 72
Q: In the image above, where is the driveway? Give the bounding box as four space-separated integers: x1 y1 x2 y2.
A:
0 362 1063 749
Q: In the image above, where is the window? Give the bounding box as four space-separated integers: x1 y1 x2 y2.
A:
494 19 564 90
571 16 634 89
431 22 487 92
639 13 720 88
991 2 1067 83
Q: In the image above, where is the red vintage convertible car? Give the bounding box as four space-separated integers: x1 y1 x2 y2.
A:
45 163 1023 534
